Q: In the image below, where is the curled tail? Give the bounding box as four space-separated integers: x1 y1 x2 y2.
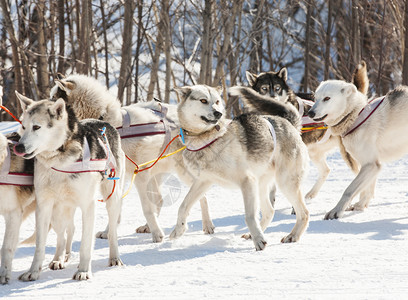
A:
352 60 369 96
229 86 301 129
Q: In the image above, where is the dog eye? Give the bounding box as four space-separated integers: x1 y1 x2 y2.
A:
200 99 208 104
216 100 220 105
323 97 330 102
274 85 281 92
33 125 41 131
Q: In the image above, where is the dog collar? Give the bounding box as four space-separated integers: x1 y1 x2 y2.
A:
0 145 33 186
342 96 385 138
184 121 230 152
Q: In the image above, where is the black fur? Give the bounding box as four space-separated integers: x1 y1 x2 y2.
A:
234 87 301 129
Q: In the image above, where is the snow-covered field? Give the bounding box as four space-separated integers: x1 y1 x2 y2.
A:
1 148 408 299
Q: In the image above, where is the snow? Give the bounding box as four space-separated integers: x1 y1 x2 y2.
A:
1 147 408 298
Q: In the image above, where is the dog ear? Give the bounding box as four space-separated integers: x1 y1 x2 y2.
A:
216 86 223 95
172 86 192 102
341 83 357 98
277 67 288 81
15 91 34 112
56 73 66 80
51 98 66 120
245 71 258 86
56 80 75 96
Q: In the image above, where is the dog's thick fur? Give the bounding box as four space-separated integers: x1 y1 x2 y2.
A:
0 132 35 284
170 85 309 250
50 74 215 243
308 80 408 219
14 93 125 281
234 63 368 199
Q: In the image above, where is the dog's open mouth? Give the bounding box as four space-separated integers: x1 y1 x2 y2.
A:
312 114 327 122
201 116 218 124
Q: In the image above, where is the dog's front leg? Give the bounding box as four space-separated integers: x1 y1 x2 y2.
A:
19 200 53 282
325 161 381 220
170 180 212 240
73 200 95 280
241 175 267 251
0 209 23 284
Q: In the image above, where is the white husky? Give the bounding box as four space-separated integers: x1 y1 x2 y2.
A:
308 80 408 219
170 85 309 250
14 92 125 281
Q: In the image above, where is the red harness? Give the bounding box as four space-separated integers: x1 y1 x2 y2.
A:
342 96 385 138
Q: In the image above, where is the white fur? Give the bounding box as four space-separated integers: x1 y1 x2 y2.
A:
15 95 125 281
310 80 408 219
170 85 310 250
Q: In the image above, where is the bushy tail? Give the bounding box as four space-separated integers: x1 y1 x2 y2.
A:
352 60 369 96
229 86 301 129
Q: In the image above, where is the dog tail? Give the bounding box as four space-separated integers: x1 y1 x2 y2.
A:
229 86 301 128
352 60 369 96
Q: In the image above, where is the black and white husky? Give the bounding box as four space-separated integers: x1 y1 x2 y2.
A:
14 92 125 281
170 85 309 250
232 63 368 199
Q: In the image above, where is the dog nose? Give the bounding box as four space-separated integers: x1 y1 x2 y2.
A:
308 110 315 119
213 111 222 120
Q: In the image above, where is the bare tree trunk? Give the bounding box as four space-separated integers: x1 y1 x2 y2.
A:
99 0 109 87
35 0 50 98
324 0 332 80
248 0 265 73
57 0 65 74
376 1 387 95
118 0 135 105
199 0 214 85
303 0 312 92
79 0 91 74
134 0 144 102
162 0 171 103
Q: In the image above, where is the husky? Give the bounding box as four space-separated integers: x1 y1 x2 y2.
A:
14 92 125 281
0 130 35 284
170 85 309 250
239 62 368 199
308 80 408 219
50 74 215 243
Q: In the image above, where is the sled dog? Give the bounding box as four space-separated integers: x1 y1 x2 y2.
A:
239 62 368 199
14 92 125 281
0 131 35 284
50 74 214 243
170 85 309 250
308 80 408 219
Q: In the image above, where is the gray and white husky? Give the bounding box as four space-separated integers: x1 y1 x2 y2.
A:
308 80 408 219
237 63 368 200
50 74 215 243
14 92 125 281
170 85 309 250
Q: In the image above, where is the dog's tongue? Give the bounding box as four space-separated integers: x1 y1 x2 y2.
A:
13 143 27 157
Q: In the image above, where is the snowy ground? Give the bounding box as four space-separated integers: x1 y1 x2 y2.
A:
1 148 408 299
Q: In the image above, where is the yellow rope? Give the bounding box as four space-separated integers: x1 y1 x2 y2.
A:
122 146 186 199
301 125 328 132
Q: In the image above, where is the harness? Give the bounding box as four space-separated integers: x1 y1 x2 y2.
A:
0 145 33 186
117 105 178 155
342 96 385 138
296 97 330 143
51 135 116 174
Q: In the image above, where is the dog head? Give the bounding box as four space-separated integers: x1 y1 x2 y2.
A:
246 67 291 103
308 80 360 125
173 85 225 134
13 92 71 159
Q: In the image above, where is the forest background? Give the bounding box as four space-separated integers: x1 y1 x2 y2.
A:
1 0 408 119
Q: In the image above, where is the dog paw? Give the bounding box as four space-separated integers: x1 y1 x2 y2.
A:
281 234 299 243
19 270 40 282
151 231 164 243
169 224 187 240
305 190 317 200
324 209 343 220
135 224 151 234
109 257 124 267
95 230 108 239
346 204 365 211
241 233 251 240
202 221 215 235
253 236 267 251
0 269 11 285
49 260 65 270
72 271 92 281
